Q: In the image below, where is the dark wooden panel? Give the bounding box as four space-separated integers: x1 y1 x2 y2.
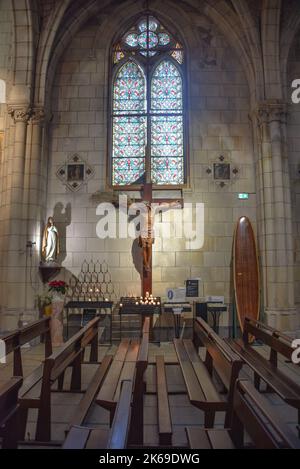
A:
85 428 109 449
107 380 133 449
156 356 172 444
233 216 260 332
185 427 212 449
63 426 91 449
69 355 113 428
173 339 205 403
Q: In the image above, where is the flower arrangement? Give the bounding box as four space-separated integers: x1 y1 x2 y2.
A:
36 293 52 309
48 280 67 295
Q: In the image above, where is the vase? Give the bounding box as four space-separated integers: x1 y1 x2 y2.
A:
44 304 52 317
50 292 65 347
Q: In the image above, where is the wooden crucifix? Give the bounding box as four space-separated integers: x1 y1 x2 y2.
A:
137 183 183 296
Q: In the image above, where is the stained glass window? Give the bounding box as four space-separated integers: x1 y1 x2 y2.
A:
112 15 185 186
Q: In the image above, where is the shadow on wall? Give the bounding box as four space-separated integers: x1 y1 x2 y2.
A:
132 238 143 279
52 202 72 264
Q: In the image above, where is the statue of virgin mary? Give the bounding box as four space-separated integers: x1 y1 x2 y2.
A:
42 217 60 262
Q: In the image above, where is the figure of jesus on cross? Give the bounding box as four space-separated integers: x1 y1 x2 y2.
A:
137 183 183 296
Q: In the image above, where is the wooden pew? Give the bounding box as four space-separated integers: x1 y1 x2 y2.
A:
129 317 150 445
186 379 300 449
0 377 23 449
174 317 243 428
18 317 102 442
1 317 52 377
156 355 172 446
63 379 133 449
226 317 300 432
96 317 150 445
67 355 113 430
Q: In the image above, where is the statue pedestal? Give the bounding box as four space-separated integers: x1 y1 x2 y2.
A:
39 262 61 284
50 297 64 346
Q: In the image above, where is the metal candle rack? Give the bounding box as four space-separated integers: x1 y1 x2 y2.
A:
66 259 118 303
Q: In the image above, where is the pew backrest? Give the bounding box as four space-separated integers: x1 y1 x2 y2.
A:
1 317 52 376
0 377 23 425
194 318 242 392
137 316 150 365
243 317 296 365
43 316 101 386
107 379 133 449
232 379 300 449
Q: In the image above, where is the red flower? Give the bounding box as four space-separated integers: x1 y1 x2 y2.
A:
48 280 66 295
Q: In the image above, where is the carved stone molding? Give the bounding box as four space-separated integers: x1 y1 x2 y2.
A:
253 100 288 127
31 107 46 125
56 153 95 192
205 154 240 189
8 106 32 124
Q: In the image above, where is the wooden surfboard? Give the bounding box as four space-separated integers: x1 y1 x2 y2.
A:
233 216 260 333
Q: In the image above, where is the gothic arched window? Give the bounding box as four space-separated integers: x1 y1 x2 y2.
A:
111 15 185 187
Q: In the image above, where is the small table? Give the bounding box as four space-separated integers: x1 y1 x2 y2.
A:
207 303 227 334
173 308 184 339
163 303 193 339
64 301 114 344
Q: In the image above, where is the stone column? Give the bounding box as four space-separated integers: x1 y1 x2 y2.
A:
0 106 31 329
23 107 47 317
24 107 46 240
253 100 298 333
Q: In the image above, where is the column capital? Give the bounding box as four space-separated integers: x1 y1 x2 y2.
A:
31 107 47 125
252 100 288 126
8 106 32 124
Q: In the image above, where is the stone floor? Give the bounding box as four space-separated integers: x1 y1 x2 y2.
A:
0 340 299 448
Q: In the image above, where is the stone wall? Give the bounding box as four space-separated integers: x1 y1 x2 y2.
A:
47 16 256 327
0 0 12 81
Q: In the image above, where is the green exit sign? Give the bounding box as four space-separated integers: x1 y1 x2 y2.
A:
238 193 249 200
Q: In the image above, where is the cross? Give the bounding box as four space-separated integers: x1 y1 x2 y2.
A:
136 182 183 297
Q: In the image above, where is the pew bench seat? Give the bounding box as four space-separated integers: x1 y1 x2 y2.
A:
226 337 300 407
0 377 23 449
156 356 172 446
174 338 228 427
186 427 235 450
18 319 103 442
226 317 300 436
64 380 133 449
186 379 300 450
96 317 150 446
63 426 109 449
